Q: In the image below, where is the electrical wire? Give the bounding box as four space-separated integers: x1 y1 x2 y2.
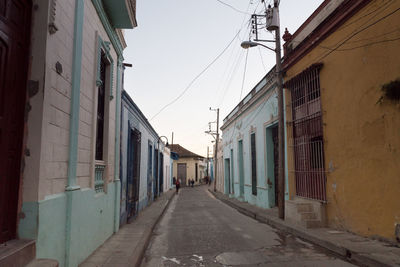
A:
149 30 241 121
215 0 251 15
314 6 400 62
239 49 249 100
319 36 400 51
257 46 268 72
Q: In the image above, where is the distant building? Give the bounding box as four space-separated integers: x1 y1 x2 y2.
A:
168 144 206 186
162 146 173 192
282 0 400 241
220 67 280 208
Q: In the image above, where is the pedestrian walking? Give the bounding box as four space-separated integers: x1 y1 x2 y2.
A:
175 178 180 194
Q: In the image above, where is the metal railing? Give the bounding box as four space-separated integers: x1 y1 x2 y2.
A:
286 64 327 202
95 163 106 193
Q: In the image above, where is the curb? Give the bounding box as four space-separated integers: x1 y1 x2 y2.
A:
133 191 176 267
209 189 392 267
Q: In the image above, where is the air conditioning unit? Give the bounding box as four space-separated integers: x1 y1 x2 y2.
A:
266 7 279 31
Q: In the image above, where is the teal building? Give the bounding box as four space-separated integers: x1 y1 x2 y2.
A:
220 66 288 209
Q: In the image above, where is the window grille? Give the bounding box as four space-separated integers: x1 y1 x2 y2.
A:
286 63 326 202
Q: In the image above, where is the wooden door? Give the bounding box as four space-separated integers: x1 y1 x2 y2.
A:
126 129 141 222
177 163 186 187
272 127 279 206
0 0 32 243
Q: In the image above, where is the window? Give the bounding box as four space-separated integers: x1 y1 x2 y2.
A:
230 149 234 194
95 50 107 160
251 133 257 195
310 136 324 169
195 163 198 181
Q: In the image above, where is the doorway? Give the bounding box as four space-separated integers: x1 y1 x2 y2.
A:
126 129 141 222
266 125 279 206
272 127 279 206
238 140 244 198
224 159 231 194
0 0 32 243
177 163 187 187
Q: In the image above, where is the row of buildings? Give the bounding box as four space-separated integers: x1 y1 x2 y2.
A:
216 0 399 243
0 0 206 266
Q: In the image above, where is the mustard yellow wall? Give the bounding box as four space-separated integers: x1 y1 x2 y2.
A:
284 0 400 241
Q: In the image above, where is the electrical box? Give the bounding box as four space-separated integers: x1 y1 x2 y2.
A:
266 7 279 31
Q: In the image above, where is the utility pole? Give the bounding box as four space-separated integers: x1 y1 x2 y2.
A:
214 108 220 192
205 108 220 192
273 0 285 220
206 146 209 177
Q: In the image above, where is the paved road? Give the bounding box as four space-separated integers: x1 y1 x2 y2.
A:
141 186 356 266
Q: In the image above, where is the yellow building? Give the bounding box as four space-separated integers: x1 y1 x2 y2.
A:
168 144 206 186
282 0 400 241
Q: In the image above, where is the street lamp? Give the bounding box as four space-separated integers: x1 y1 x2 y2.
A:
241 41 275 52
159 136 169 146
240 1 285 220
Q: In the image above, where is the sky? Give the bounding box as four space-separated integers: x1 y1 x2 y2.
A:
123 0 324 157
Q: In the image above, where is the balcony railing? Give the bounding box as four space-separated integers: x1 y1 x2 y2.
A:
95 163 106 193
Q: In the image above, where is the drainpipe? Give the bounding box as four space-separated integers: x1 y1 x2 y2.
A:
65 0 84 265
113 58 123 232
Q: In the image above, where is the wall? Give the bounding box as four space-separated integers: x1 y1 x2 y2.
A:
120 99 160 214
19 0 124 265
283 0 400 240
221 87 281 209
163 147 171 192
172 158 204 186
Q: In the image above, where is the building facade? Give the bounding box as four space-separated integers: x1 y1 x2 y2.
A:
163 146 173 192
169 144 206 186
282 0 400 241
120 90 167 226
0 0 136 266
221 67 286 209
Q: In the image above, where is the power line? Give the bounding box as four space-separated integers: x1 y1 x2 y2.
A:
215 0 251 15
315 6 400 62
320 36 400 51
150 30 241 121
239 49 249 100
257 46 268 72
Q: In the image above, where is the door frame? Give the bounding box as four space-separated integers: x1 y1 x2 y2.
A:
0 0 32 244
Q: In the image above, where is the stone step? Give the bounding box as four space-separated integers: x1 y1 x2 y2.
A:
300 211 317 221
296 203 313 212
303 219 323 229
0 239 35 267
26 259 59 267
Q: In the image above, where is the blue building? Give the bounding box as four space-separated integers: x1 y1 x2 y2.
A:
220 66 287 209
120 90 167 225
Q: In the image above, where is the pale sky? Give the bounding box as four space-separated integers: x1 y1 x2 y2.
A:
123 0 324 157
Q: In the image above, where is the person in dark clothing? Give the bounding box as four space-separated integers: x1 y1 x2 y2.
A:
175 179 180 194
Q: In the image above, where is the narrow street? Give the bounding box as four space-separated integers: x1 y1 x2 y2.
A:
141 186 355 267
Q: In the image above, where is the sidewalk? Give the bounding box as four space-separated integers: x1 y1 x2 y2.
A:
209 189 400 267
80 190 175 267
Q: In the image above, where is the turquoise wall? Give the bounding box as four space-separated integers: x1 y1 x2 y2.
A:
19 183 117 267
222 85 288 210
